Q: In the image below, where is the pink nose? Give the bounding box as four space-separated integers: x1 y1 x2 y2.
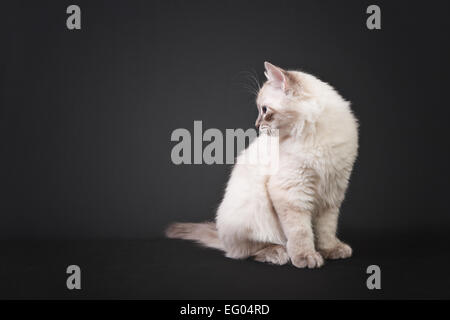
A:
255 114 262 128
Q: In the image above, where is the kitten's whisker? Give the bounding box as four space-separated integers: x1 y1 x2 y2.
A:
234 70 262 97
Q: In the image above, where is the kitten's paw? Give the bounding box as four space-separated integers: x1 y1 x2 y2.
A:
254 244 289 265
291 251 324 269
320 242 352 260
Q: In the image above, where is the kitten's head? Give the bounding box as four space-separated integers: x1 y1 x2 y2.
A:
256 62 328 137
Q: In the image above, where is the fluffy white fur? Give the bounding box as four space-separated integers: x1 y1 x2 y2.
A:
167 62 358 268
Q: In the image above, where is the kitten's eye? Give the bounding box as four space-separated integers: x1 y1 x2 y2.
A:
262 106 267 114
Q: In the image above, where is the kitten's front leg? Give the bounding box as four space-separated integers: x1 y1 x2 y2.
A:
268 176 324 269
314 207 352 259
284 212 323 268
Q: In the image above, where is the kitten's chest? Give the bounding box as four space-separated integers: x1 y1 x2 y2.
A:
281 145 354 207
315 146 355 208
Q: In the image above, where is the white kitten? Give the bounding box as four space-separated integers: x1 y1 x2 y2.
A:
166 62 358 268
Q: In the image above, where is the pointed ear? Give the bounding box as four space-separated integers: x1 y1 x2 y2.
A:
264 61 287 91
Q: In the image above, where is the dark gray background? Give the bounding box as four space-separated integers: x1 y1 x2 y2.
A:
3 0 449 238
1 0 450 299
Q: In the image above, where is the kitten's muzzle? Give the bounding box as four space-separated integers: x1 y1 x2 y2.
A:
255 114 262 128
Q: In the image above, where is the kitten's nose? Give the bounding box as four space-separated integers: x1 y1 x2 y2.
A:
255 114 262 128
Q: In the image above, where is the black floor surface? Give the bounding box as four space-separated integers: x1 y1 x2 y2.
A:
1 230 449 299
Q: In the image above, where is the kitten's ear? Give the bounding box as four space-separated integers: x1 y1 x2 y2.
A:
264 61 287 91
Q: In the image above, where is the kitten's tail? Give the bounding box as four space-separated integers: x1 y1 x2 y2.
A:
165 221 224 251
